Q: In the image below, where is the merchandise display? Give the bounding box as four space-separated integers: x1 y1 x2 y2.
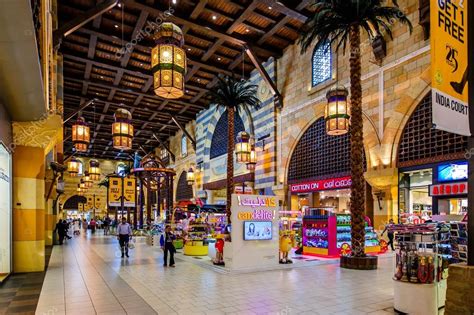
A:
183 221 209 256
302 209 381 256
390 224 450 314
450 221 468 263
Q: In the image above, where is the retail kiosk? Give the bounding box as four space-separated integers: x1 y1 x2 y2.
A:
223 194 281 271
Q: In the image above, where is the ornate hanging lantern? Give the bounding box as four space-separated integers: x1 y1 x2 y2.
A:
79 178 87 191
77 184 84 196
72 117 90 152
235 131 251 163
83 171 93 188
246 137 257 171
112 108 133 150
68 158 80 177
186 167 195 185
89 159 101 181
151 22 186 99
325 87 350 135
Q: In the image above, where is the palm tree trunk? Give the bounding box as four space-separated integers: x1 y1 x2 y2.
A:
349 24 366 257
226 107 235 225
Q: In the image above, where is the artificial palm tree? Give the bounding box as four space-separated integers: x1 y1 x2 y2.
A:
207 75 260 225
299 0 411 267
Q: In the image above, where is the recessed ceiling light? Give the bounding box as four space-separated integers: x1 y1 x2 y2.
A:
197 78 201 82
217 57 221 61
114 24 119 28
268 6 272 9
212 15 217 20
140 63 143 66
245 29 250 32
187 48 191 51
186 90 189 93
118 3 121 7
100 76 104 79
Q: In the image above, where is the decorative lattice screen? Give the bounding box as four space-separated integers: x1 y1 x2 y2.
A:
210 110 245 159
397 93 467 167
288 117 365 183
176 172 193 201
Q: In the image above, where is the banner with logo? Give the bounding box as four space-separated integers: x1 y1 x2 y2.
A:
95 196 103 210
108 176 122 207
86 196 94 210
289 176 352 193
123 177 136 207
431 0 469 136
78 203 84 212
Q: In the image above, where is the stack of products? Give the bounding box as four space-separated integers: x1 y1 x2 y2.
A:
450 222 468 263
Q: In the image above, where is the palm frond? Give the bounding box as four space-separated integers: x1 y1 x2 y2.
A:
207 75 261 111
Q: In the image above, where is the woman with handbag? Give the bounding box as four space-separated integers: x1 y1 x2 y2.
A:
160 225 176 267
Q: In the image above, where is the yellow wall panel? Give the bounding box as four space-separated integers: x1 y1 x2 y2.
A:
13 209 45 241
13 178 45 210
13 240 45 272
13 146 45 179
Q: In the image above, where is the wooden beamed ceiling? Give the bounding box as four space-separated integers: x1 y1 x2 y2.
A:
59 0 311 160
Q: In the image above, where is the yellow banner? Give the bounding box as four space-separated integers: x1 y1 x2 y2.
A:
78 203 84 212
86 196 94 210
123 177 136 207
95 196 103 210
108 176 122 207
431 0 469 135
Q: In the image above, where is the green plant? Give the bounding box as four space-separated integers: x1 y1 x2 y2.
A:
299 0 411 259
207 75 260 224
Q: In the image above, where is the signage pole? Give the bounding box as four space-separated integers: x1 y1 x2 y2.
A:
468 0 474 266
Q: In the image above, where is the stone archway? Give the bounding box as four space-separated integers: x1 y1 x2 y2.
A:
62 195 87 210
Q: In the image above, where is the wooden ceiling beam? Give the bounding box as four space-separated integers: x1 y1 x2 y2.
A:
226 1 259 35
190 0 208 19
257 0 308 23
120 10 149 67
170 116 196 150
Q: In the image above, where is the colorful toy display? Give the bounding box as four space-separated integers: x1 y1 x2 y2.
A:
302 213 381 256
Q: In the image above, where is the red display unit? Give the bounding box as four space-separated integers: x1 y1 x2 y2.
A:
302 209 381 257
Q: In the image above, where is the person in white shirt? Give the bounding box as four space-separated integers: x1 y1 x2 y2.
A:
117 217 132 258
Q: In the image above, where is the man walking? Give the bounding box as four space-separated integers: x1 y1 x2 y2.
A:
117 217 132 258
54 219 65 245
382 218 396 251
160 225 176 267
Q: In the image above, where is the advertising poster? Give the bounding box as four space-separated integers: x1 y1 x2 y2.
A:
0 144 12 279
78 203 84 212
123 177 136 207
431 0 469 135
108 176 122 207
86 196 94 210
95 196 102 211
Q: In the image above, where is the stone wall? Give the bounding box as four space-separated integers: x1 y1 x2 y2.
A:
445 263 474 314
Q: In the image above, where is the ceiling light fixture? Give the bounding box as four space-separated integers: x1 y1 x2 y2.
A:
212 15 217 20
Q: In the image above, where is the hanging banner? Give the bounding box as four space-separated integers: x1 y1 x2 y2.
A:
108 176 122 207
95 196 103 211
86 196 94 210
431 0 469 136
123 177 136 207
78 203 84 212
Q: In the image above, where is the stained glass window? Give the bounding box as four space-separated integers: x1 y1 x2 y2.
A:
181 135 187 157
312 42 332 87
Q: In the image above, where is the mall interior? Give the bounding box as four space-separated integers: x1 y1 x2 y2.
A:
0 0 473 314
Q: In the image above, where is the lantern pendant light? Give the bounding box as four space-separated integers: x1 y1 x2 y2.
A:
186 167 195 185
79 178 87 191
77 184 84 196
151 22 186 99
83 171 93 188
235 131 251 163
89 159 101 181
112 108 134 150
68 157 80 177
246 137 257 171
325 87 350 135
72 117 90 152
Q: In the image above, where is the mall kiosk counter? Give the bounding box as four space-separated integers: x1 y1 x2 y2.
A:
302 208 381 257
183 221 209 256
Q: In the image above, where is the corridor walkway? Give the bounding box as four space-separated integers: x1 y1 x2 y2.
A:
36 233 396 315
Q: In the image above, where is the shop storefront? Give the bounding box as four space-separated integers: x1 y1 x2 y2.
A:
397 93 468 223
0 142 12 282
398 161 467 223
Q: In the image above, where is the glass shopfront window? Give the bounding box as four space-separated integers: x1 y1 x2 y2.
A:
0 143 12 281
399 169 433 224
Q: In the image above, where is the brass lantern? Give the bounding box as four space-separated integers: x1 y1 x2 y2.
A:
72 117 90 152
235 131 251 163
89 159 101 181
186 167 195 185
325 87 350 135
246 137 257 171
151 22 186 99
79 178 87 191
77 184 84 196
68 158 80 177
112 108 134 150
83 171 93 188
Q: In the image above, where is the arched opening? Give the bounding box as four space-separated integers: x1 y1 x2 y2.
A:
210 110 245 160
176 171 193 201
396 93 468 223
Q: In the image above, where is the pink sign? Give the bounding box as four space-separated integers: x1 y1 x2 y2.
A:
290 176 352 193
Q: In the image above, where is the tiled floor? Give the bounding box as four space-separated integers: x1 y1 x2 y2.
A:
36 232 400 315
0 246 52 315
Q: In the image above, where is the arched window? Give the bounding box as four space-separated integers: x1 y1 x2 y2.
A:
181 135 188 157
210 110 245 159
176 171 193 201
312 42 332 87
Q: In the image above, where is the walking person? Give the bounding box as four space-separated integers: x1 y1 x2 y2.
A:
54 219 65 245
381 218 396 251
63 220 72 240
103 216 111 235
160 225 176 267
117 217 132 258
